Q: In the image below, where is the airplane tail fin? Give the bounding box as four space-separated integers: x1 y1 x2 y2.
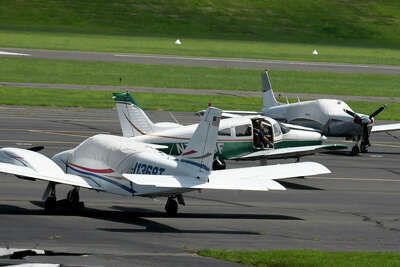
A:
177 107 222 181
113 92 155 137
261 70 280 108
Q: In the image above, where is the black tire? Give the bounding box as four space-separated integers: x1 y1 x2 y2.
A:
351 146 360 156
44 196 57 212
212 159 226 170
360 143 368 153
165 198 178 216
67 189 81 209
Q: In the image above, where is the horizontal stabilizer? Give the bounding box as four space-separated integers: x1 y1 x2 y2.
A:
234 144 346 160
371 123 400 133
122 173 283 191
0 162 102 190
0 148 102 190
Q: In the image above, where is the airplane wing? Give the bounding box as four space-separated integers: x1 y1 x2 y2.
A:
0 148 103 190
123 173 283 191
231 144 347 161
197 110 258 118
122 162 330 192
371 123 400 133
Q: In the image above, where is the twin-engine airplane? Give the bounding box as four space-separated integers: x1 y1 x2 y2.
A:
114 92 345 170
0 107 330 215
219 70 400 155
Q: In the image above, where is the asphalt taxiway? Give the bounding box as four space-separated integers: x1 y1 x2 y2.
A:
1 105 400 266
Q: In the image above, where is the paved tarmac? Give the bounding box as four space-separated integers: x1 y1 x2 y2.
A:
1 106 400 266
2 47 400 74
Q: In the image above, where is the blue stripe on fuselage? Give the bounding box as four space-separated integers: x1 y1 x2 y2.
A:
177 159 210 172
67 164 133 194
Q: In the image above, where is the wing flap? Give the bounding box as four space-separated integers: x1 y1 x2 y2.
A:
122 174 279 191
210 162 330 181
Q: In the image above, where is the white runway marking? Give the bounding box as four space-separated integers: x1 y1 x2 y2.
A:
0 51 30 56
114 53 400 70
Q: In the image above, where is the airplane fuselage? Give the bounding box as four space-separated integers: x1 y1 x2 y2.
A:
262 99 367 138
130 116 325 160
52 137 202 197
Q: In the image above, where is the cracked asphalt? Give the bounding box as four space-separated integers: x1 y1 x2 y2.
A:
1 106 400 266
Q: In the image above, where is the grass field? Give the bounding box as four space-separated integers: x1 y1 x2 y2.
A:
2 31 400 66
2 0 400 46
197 249 400 267
1 86 398 120
1 1 400 65
1 57 400 98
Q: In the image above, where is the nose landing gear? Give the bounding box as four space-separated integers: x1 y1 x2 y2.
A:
165 194 185 216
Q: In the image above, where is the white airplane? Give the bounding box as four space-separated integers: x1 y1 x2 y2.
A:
220 70 400 155
114 92 346 170
0 107 330 216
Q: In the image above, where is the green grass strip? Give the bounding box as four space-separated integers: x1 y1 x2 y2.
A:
2 30 400 66
198 249 400 267
0 86 261 111
1 57 400 98
0 87 399 120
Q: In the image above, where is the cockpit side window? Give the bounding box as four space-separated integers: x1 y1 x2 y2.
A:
273 123 282 136
218 128 231 136
235 124 252 137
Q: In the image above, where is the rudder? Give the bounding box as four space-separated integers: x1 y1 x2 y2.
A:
113 92 155 137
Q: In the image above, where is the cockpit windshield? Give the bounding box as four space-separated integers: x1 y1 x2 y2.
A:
278 122 290 134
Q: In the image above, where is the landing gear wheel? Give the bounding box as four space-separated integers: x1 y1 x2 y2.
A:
165 198 178 217
67 188 83 210
360 142 368 153
212 158 226 170
351 145 360 156
44 195 57 212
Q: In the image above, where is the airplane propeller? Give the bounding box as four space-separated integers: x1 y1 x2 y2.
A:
343 109 362 122
343 104 387 153
369 104 386 119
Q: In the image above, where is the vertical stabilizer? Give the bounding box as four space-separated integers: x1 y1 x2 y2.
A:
262 71 280 108
113 92 154 137
178 107 222 181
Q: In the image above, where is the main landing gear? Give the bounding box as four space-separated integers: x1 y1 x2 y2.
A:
212 157 226 170
43 183 84 213
165 194 185 216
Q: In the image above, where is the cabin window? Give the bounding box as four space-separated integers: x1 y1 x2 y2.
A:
218 128 231 136
273 123 282 136
278 122 290 134
235 125 252 137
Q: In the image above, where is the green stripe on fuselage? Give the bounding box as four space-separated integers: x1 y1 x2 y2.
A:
159 141 254 160
274 140 323 149
158 140 322 160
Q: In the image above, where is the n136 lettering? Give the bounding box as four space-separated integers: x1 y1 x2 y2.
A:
131 162 165 175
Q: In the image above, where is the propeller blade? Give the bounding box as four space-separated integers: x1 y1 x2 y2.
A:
343 109 361 120
369 104 387 119
28 146 44 152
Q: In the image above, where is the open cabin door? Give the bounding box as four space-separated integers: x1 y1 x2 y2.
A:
251 118 275 149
